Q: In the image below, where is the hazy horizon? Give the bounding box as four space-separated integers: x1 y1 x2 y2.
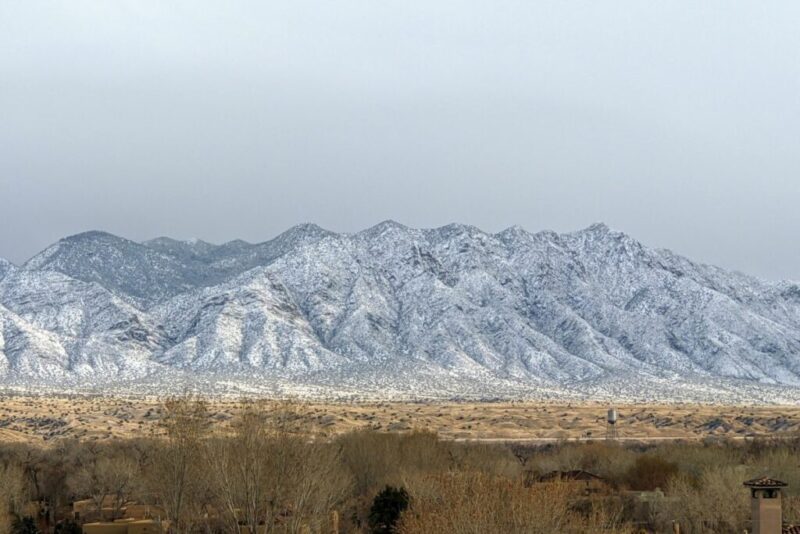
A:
2 2 799 279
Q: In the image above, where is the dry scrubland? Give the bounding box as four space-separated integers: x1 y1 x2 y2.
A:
0 397 799 533
1 394 799 443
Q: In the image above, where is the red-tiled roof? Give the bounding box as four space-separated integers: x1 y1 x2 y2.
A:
743 476 788 488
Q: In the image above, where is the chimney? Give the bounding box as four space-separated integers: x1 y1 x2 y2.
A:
743 476 787 534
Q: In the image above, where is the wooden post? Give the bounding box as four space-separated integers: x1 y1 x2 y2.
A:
331 510 340 534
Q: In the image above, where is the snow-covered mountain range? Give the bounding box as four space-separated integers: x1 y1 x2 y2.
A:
1 222 799 403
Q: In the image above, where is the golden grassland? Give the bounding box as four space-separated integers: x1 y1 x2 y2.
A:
0 394 798 443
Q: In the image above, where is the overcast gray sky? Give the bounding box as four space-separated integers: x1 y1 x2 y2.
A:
1 2 799 279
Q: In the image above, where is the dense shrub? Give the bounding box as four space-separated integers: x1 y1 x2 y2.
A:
624 454 680 491
11 517 39 534
53 520 81 534
337 430 451 495
654 467 750 533
369 486 409 534
396 472 630 534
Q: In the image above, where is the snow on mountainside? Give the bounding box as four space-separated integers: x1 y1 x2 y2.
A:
0 258 15 281
24 231 207 306
0 269 166 380
0 304 70 379
151 268 347 372
24 226 337 307
2 222 800 402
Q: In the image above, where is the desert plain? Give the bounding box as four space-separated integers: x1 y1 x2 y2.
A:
0 394 798 444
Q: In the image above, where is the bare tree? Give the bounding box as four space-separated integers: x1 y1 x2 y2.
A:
396 472 631 534
206 401 352 533
68 448 139 521
205 404 273 534
0 462 26 534
655 467 749 533
146 396 210 534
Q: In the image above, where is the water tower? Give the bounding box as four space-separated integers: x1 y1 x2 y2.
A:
605 407 618 440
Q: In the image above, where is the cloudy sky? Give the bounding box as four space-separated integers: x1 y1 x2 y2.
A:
1 2 799 279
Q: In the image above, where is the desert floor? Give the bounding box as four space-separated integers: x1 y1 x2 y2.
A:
0 394 798 443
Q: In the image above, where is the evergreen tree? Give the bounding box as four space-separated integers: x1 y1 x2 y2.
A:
12 517 40 534
368 486 409 534
54 520 82 534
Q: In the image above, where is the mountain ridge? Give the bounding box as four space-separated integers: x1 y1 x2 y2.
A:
1 222 799 402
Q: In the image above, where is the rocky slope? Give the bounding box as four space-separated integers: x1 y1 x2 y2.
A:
0 258 14 281
1 223 799 402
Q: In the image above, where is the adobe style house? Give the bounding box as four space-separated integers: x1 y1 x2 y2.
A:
82 518 166 534
68 496 171 534
72 497 166 524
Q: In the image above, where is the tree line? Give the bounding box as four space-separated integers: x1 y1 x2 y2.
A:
1 398 799 533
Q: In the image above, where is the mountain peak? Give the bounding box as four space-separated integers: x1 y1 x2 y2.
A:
265 224 334 250
496 225 529 238
569 222 636 244
432 222 483 235
359 220 410 237
63 230 128 243
584 222 611 234
279 223 331 238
